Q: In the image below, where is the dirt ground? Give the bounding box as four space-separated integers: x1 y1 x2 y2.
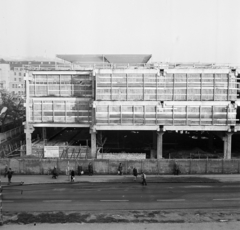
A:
3 209 240 225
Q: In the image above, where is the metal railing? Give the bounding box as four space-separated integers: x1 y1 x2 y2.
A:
23 62 240 71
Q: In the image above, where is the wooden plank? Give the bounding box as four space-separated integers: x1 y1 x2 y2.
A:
65 101 67 123
133 106 135 124
213 74 216 101
41 100 43 122
120 105 122 125
144 105 146 124
108 105 110 125
126 74 128 100
199 106 201 125
227 74 230 101
59 75 61 96
172 106 174 125
173 74 175 101
212 106 214 125
143 74 145 100
156 74 158 100
111 74 112 101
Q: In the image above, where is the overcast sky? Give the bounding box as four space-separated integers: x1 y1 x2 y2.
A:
0 0 239 64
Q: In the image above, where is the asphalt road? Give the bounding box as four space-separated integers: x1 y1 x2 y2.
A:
2 182 240 212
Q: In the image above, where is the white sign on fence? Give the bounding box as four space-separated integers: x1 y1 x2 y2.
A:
44 146 59 158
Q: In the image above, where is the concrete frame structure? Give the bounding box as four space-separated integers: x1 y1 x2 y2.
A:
23 57 240 159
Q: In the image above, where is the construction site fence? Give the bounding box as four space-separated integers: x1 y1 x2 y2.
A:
0 158 240 175
31 145 91 159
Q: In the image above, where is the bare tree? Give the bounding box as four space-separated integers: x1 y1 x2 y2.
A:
96 131 107 153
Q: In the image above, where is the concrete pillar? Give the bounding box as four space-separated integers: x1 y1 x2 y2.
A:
42 127 46 140
90 131 97 159
223 132 233 159
157 131 164 159
24 123 34 155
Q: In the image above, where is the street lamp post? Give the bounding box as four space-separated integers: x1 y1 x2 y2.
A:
0 107 7 225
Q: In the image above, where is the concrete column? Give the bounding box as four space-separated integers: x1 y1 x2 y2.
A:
42 127 46 140
90 131 97 159
223 132 233 159
157 131 164 159
24 123 34 155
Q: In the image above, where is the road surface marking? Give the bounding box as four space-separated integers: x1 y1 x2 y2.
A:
157 199 185 202
53 188 66 191
2 200 14 203
43 200 72 202
184 185 213 188
222 185 240 188
100 200 129 202
213 198 240 201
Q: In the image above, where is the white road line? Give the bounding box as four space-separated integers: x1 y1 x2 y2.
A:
100 200 129 202
42 200 72 202
222 185 240 188
184 185 213 188
157 199 185 202
213 198 240 201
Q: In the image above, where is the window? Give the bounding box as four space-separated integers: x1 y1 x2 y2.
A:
19 72 21 76
14 72 16 76
19 78 21 81
14 78 16 81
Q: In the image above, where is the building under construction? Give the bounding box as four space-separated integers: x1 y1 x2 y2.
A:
24 54 240 160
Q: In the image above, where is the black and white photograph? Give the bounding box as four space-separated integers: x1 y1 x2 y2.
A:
0 0 240 229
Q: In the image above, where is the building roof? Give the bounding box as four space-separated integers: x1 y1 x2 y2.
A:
56 54 152 64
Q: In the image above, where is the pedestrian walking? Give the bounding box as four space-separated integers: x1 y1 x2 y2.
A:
88 162 93 176
70 168 75 182
7 168 13 184
133 167 138 181
118 163 123 175
173 162 180 175
141 172 147 186
52 166 58 179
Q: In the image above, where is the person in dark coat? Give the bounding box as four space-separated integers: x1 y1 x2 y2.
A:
133 167 138 181
88 162 93 176
52 166 58 179
118 163 123 175
70 169 75 182
7 168 13 184
173 162 180 175
141 172 147 186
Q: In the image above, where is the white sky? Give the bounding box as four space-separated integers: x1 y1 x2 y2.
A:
0 0 240 64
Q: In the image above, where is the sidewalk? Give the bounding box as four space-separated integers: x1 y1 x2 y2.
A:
1 173 240 186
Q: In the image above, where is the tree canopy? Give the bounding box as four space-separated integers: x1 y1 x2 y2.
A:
0 89 25 132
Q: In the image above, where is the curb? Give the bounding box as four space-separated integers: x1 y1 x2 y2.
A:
2 180 221 186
